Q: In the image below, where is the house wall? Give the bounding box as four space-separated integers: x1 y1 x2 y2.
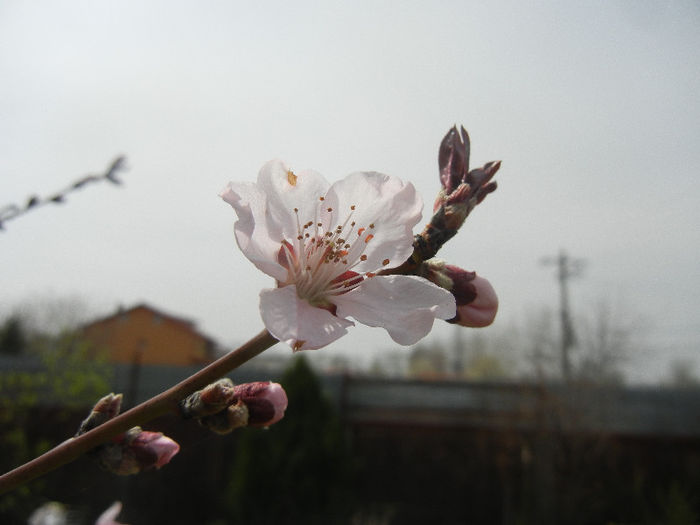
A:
82 306 211 366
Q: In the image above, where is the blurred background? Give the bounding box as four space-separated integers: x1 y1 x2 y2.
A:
1 1 699 524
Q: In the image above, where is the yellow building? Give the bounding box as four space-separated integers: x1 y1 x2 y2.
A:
81 303 216 366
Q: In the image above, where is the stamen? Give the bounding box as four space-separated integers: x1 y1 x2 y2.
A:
281 201 388 305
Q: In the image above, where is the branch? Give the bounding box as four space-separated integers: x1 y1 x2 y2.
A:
0 328 278 494
0 156 128 230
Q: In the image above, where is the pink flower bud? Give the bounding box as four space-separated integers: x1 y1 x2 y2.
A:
130 430 180 469
421 261 498 328
232 381 288 427
100 427 180 475
450 270 498 328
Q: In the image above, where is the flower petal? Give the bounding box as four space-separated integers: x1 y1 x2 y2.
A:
221 160 331 282
256 159 330 242
333 275 456 345
260 286 354 350
220 181 288 282
322 172 422 272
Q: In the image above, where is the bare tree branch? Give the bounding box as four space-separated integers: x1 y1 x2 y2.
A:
0 156 128 230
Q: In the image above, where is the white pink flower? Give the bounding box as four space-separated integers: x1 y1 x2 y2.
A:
95 501 128 525
221 160 456 350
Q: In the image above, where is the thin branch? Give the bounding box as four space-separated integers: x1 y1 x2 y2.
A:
0 156 128 230
0 328 278 494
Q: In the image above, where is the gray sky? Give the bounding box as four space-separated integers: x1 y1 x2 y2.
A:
2 1 698 383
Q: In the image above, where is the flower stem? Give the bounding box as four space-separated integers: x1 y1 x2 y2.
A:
0 328 278 495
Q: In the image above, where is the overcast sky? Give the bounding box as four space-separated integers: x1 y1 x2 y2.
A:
2 1 698 383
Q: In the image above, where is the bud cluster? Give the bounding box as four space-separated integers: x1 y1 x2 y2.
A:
76 393 180 476
179 378 288 435
381 125 501 328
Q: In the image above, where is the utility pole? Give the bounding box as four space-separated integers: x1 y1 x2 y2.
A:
541 250 585 382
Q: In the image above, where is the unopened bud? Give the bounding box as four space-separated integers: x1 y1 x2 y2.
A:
99 427 180 475
76 393 123 436
439 125 470 194
437 124 499 204
199 399 250 434
232 381 288 427
179 378 235 418
185 380 288 434
450 270 498 327
422 260 498 327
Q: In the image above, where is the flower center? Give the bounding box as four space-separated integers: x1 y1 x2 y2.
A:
278 196 390 307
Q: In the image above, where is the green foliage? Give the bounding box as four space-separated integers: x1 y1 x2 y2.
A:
0 316 28 355
221 355 354 524
658 483 698 525
0 331 111 520
35 333 112 408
